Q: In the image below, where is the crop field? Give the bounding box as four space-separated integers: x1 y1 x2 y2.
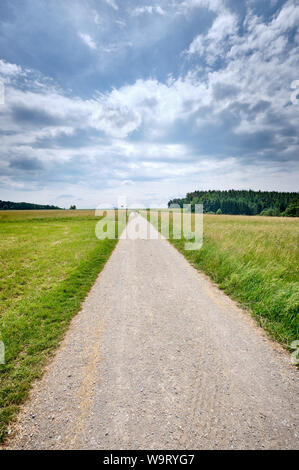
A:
0 210 124 440
147 212 299 347
0 209 96 221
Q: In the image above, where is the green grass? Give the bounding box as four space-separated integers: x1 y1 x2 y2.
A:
147 211 299 347
0 210 124 441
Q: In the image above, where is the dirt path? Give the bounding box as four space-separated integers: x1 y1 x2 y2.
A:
5 213 298 449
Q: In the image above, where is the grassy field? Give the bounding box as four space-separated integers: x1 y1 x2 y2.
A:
0 209 124 441
147 211 299 347
0 209 96 221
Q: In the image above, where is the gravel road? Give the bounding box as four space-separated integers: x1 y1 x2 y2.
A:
5 213 298 449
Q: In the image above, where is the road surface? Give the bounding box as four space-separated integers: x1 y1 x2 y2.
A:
5 213 298 449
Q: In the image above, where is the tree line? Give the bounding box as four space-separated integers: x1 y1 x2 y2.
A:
0 200 62 210
168 190 299 217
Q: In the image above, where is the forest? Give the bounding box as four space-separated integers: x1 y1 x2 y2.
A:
168 190 299 216
0 200 62 211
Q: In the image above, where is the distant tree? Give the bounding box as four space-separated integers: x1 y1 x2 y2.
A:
69 205 77 210
282 202 299 217
216 208 222 215
260 207 281 217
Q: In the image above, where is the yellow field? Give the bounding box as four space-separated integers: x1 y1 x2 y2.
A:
0 209 96 221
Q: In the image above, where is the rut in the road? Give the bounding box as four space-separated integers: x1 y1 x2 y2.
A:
5 213 298 450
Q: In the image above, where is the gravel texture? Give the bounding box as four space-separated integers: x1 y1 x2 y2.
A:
4 213 298 450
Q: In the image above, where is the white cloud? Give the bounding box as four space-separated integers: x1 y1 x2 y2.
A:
1 72 206 142
132 5 166 16
187 35 205 55
93 11 101 25
187 10 238 63
187 0 299 63
115 18 126 27
78 32 97 50
156 6 165 15
228 1 299 59
0 59 22 77
2 26 298 150
176 0 224 14
104 0 118 11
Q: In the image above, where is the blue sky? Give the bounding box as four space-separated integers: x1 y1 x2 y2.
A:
0 0 298 208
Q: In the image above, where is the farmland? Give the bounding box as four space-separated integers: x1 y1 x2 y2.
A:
0 209 298 444
0 210 123 440
0 209 96 221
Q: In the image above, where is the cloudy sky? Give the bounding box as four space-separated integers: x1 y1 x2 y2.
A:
0 0 298 208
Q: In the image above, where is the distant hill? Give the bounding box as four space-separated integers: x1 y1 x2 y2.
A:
168 190 299 216
0 200 62 211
